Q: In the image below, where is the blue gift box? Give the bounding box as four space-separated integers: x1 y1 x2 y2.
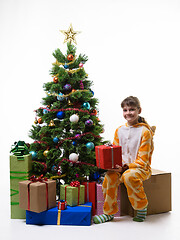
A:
26 202 92 226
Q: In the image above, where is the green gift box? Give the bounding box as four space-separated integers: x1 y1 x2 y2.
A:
10 154 32 219
60 184 85 207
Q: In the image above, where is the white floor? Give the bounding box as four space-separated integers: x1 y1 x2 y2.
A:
1 189 180 240
1 211 179 240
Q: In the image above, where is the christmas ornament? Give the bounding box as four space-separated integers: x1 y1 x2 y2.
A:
92 109 98 115
38 118 43 124
63 83 72 91
79 63 83 68
67 54 74 61
29 151 37 159
90 90 94 96
82 102 90 110
85 119 93 126
91 171 100 181
80 80 84 90
43 108 49 114
72 141 77 146
53 137 59 143
49 120 55 127
60 23 81 45
70 114 79 123
43 150 49 157
75 134 81 140
64 64 69 69
86 142 94 150
53 77 58 83
69 153 79 162
57 111 65 119
51 165 57 172
34 118 38 124
68 99 73 106
57 93 64 101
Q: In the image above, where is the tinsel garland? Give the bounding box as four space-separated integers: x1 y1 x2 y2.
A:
33 132 100 146
45 89 89 98
35 107 97 115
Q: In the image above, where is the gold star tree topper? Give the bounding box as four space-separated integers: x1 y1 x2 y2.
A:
60 24 81 45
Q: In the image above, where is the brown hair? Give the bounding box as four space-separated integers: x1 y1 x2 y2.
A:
121 96 156 133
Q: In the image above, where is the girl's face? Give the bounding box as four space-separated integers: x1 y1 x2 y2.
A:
122 105 141 126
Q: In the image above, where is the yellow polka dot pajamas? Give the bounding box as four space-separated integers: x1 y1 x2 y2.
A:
102 123 154 214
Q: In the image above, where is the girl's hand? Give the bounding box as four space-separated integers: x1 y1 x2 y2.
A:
107 165 122 172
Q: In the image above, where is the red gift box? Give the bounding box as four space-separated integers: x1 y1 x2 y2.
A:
82 182 96 216
95 145 122 169
58 201 67 210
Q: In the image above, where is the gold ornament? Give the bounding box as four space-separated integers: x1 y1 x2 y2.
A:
43 150 49 157
49 120 55 127
68 99 73 106
60 23 81 45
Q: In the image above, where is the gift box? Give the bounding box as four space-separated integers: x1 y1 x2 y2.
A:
120 169 172 216
26 202 92 226
58 200 67 210
10 153 32 219
82 181 96 216
60 184 85 206
96 183 121 217
95 145 122 169
19 177 56 213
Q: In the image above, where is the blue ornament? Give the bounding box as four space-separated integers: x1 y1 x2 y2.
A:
57 111 65 119
51 165 57 172
92 171 100 181
53 137 59 144
57 93 64 101
82 102 90 110
72 141 77 146
29 151 37 159
63 84 72 91
86 142 95 150
43 108 49 114
64 64 69 69
90 90 94 96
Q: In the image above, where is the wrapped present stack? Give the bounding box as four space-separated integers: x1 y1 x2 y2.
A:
10 141 32 219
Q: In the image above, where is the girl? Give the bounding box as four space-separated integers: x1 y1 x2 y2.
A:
93 96 155 223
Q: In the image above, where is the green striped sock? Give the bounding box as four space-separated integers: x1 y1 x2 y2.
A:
133 207 147 222
93 214 114 224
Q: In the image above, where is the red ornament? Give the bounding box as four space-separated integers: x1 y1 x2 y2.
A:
53 77 58 83
67 54 74 61
38 118 43 124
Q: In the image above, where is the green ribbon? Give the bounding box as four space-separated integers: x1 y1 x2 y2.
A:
10 170 29 205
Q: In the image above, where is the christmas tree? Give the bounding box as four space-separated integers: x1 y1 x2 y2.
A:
29 25 106 184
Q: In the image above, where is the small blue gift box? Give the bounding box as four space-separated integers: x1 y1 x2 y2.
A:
26 202 92 226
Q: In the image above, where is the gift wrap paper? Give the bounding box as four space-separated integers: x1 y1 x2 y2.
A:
10 154 32 219
19 179 56 213
82 182 96 216
95 145 122 169
96 183 121 217
26 202 92 226
60 184 85 206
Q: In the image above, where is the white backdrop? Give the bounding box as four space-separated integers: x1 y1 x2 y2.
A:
1 0 180 239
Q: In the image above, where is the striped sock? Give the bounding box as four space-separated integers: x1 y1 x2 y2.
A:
133 207 147 222
93 214 114 224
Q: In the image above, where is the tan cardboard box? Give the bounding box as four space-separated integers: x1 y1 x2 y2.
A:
120 169 172 216
19 179 56 213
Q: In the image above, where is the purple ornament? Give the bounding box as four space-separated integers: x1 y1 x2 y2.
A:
75 134 81 140
63 84 72 91
85 119 93 126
